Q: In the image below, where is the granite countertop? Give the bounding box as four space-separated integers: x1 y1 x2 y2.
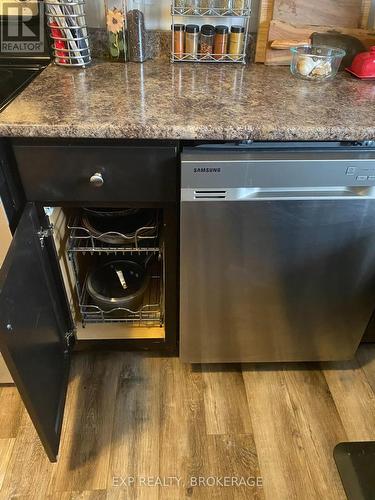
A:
0 59 374 141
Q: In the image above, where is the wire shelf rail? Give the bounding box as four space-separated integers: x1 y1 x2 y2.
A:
67 214 160 255
171 6 251 16
79 273 163 327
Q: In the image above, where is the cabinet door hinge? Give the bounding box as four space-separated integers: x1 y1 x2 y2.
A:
37 224 54 248
65 330 75 349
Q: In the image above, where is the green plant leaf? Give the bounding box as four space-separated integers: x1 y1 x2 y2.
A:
110 45 119 58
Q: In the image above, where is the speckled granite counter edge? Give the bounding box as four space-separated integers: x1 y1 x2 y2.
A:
0 122 373 141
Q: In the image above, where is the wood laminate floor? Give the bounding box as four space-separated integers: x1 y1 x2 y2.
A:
1 346 375 500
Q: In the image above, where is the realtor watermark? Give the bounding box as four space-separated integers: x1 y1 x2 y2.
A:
112 476 263 488
1 1 45 53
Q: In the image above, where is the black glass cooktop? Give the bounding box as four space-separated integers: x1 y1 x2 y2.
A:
0 64 44 112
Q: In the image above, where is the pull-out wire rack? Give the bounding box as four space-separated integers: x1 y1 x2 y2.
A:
78 266 163 327
67 213 160 256
66 211 164 327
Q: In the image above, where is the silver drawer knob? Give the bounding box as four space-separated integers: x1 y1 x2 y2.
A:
89 173 104 187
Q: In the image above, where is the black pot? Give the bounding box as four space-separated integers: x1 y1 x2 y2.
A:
83 207 140 218
82 207 156 245
87 259 150 312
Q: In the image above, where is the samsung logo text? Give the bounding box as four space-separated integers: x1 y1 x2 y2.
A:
193 167 221 173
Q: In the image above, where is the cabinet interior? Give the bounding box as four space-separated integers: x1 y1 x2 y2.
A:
49 207 165 341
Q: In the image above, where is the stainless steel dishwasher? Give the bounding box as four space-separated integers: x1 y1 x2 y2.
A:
180 142 375 363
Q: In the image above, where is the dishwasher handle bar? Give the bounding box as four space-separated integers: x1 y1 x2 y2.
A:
181 187 375 202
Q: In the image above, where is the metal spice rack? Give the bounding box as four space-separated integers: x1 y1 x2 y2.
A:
170 0 251 64
67 213 164 327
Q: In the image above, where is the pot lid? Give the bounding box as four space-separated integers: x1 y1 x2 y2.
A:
346 46 375 78
87 260 147 303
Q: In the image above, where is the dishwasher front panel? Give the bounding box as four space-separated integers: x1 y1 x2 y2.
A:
180 199 375 363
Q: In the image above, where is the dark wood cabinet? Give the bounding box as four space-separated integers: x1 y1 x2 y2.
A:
0 203 73 461
0 138 180 461
13 140 178 204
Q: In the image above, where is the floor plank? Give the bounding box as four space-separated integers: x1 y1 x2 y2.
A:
158 358 208 500
0 439 14 491
61 491 108 500
243 365 320 500
106 353 161 500
0 386 23 439
0 361 12 385
282 366 347 499
243 364 348 500
49 352 122 494
356 344 375 393
324 358 375 441
202 365 253 436
158 359 263 500
44 491 108 500
203 434 264 500
0 410 55 498
1 348 375 499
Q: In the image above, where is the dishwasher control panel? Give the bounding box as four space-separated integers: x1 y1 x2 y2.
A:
181 148 375 189
345 165 375 181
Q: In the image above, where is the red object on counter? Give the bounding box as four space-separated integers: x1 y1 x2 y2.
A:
346 46 375 80
50 21 67 64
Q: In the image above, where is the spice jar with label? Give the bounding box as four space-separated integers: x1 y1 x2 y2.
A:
200 24 215 57
173 24 185 58
185 24 199 59
214 25 228 59
229 25 245 60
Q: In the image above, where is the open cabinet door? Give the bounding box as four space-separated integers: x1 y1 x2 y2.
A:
0 203 73 462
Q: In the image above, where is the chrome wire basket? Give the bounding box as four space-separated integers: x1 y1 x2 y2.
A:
67 212 160 255
79 272 163 326
45 0 91 67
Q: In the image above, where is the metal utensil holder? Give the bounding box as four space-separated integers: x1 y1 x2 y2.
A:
45 0 91 67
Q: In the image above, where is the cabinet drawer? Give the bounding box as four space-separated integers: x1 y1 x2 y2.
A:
13 142 178 204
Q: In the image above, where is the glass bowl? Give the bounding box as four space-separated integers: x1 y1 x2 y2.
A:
290 46 346 82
